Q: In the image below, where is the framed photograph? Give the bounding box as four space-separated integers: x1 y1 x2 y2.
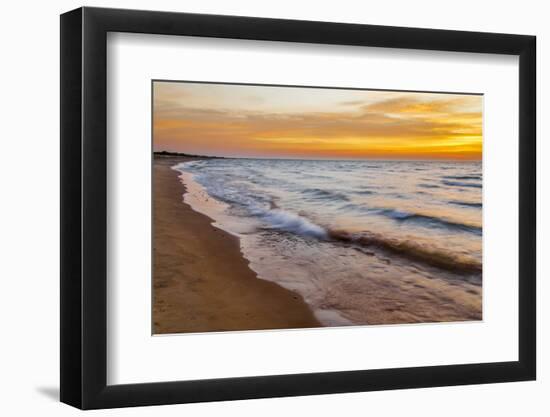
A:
60 7 536 409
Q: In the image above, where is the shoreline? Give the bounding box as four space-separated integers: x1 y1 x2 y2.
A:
153 156 321 334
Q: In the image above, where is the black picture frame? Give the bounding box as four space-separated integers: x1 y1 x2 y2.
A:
60 6 536 410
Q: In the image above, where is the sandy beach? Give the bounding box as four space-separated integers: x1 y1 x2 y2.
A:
152 156 321 334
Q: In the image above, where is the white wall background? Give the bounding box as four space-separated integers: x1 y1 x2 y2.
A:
0 0 545 415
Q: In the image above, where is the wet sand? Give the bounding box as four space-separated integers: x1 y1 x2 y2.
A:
153 156 321 334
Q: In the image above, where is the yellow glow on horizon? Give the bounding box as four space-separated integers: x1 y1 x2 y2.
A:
153 82 483 161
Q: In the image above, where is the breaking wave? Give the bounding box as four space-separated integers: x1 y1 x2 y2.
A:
247 205 481 275
259 209 328 239
375 208 482 235
328 229 482 275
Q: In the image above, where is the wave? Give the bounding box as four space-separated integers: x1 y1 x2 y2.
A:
328 230 482 275
259 209 328 239
441 179 482 188
353 189 375 195
300 173 332 180
339 202 370 214
448 200 482 208
443 175 481 181
301 188 350 202
375 209 482 235
418 183 440 189
253 206 481 275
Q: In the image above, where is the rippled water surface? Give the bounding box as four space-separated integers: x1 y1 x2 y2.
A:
175 159 482 326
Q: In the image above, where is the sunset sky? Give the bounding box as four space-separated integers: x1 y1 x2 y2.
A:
153 81 482 160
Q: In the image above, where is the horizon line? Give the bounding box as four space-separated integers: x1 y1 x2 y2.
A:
153 150 482 163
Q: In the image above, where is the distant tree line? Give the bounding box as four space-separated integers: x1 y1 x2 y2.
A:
153 150 223 159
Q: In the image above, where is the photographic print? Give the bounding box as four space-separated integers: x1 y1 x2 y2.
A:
152 81 483 335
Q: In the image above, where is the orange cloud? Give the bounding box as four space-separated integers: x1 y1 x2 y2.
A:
153 82 482 160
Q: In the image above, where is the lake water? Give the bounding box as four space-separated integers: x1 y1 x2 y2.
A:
174 158 482 326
